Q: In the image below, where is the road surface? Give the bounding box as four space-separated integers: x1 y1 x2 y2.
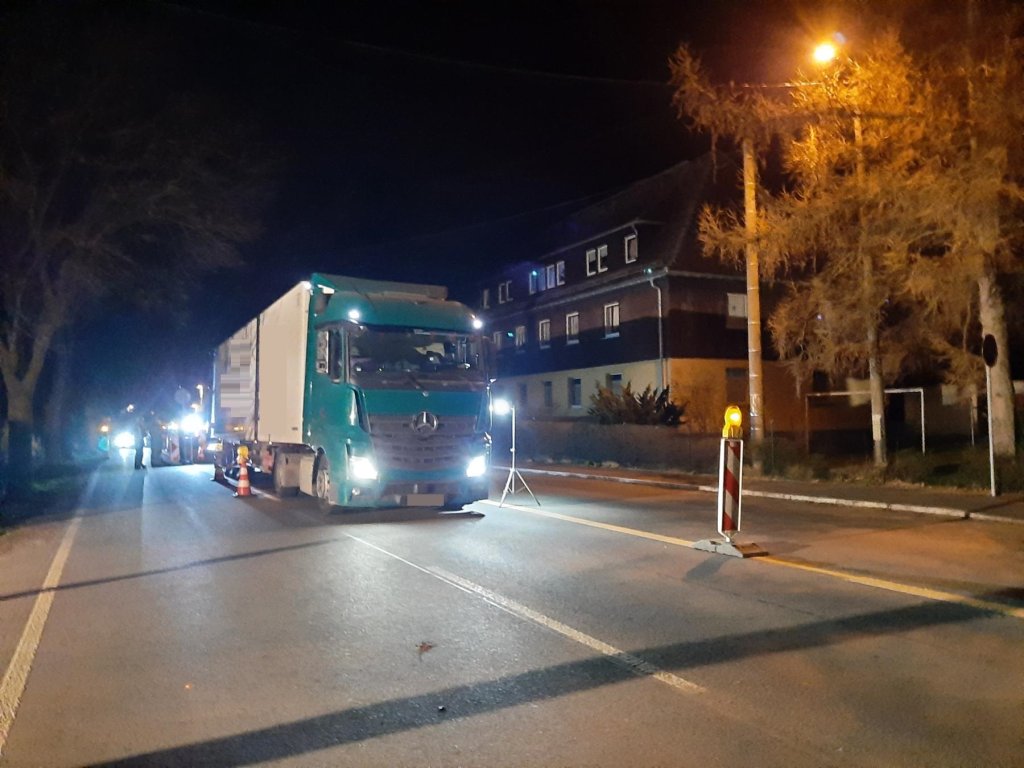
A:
1 454 1021 766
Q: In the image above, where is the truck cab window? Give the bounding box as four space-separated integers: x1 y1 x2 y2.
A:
328 330 343 382
316 329 344 381
315 330 330 374
348 327 487 391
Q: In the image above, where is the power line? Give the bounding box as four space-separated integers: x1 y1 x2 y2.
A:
149 0 673 90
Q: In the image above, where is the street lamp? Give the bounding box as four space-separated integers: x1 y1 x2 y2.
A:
812 42 838 65
811 36 887 467
491 398 538 507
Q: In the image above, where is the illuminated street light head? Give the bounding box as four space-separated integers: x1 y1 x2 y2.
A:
813 41 837 65
812 32 847 66
492 398 511 416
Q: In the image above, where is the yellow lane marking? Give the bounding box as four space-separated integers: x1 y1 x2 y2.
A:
757 557 1024 621
481 499 1024 622
479 499 697 548
0 515 84 755
345 533 705 695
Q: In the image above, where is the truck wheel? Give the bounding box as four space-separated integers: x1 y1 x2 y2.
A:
315 457 335 512
273 454 298 497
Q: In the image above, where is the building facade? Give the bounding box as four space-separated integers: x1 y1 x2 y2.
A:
478 155 788 432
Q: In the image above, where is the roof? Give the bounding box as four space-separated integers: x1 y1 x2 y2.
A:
499 152 742 279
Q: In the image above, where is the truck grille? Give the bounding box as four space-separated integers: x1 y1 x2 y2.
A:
368 414 478 472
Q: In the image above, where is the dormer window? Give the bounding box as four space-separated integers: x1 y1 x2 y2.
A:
624 233 638 263
586 249 597 276
498 280 512 304
597 244 608 272
481 288 490 308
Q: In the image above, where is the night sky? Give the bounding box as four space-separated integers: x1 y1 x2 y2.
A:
58 0 856 415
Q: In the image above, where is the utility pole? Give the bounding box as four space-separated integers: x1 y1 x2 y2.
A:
742 137 765 455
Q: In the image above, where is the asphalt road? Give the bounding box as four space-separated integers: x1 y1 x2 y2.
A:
1 452 1022 767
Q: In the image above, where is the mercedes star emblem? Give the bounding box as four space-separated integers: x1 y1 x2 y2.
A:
411 411 439 436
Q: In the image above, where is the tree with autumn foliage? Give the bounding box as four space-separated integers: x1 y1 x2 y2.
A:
674 5 1023 467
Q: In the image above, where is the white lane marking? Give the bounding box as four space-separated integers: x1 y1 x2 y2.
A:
344 533 705 695
484 499 1024 621
0 514 83 755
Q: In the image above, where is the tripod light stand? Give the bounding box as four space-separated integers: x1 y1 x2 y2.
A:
492 399 539 507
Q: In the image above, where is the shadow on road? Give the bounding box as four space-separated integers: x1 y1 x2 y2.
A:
89 598 999 767
0 538 346 603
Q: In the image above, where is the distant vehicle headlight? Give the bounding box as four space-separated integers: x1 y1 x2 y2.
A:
113 431 136 449
181 413 204 436
348 455 379 481
466 454 487 478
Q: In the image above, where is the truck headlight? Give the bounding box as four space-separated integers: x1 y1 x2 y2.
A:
348 455 379 481
466 454 487 478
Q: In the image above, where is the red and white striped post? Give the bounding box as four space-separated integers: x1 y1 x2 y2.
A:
717 436 743 542
693 405 766 559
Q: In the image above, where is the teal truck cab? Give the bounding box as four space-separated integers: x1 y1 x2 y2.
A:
212 274 492 509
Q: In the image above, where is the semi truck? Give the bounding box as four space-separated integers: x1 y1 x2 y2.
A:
211 274 492 510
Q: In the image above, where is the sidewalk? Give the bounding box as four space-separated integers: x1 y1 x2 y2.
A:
513 462 1024 526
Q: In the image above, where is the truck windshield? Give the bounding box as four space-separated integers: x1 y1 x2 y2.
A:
348 327 487 391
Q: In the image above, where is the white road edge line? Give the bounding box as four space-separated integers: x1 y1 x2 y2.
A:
344 533 705 695
505 466 995 522
0 510 85 756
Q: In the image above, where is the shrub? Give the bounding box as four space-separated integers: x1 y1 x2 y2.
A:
588 383 685 426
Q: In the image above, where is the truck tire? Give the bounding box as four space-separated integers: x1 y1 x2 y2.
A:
273 452 298 497
314 456 336 512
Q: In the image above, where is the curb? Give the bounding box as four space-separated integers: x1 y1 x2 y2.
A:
508 466 1024 526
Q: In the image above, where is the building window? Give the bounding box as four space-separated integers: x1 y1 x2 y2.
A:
726 367 748 406
606 373 623 395
498 280 513 304
624 234 638 263
518 382 528 407
597 244 608 272
481 288 490 308
529 271 540 295
545 264 556 289
603 302 620 337
566 312 580 344
586 248 597 276
538 318 551 347
543 380 553 407
556 260 565 285
568 377 582 408
514 325 526 348
492 331 503 351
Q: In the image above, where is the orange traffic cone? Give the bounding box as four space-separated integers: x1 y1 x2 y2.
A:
234 462 251 498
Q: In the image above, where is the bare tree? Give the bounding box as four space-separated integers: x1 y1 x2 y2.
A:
0 8 269 495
